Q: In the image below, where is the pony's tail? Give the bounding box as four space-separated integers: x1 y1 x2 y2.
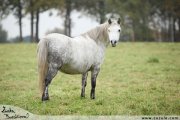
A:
37 38 48 96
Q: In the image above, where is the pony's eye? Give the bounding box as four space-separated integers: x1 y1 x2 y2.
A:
118 29 121 32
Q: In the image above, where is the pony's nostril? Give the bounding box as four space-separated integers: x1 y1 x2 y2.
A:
111 41 117 44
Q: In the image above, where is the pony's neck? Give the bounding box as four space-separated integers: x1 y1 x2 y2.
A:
82 22 109 47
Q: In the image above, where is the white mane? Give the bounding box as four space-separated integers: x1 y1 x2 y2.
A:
81 22 110 46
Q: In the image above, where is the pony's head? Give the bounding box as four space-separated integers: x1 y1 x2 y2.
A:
107 18 121 47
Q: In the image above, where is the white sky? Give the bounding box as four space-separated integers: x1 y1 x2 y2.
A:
1 10 99 39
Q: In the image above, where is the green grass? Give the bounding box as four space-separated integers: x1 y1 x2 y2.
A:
0 42 179 115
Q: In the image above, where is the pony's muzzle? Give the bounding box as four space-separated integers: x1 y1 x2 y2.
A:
111 40 117 47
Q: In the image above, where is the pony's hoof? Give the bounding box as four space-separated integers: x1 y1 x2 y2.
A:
90 92 95 99
42 97 49 101
90 96 95 99
42 95 49 101
81 96 86 99
81 93 85 98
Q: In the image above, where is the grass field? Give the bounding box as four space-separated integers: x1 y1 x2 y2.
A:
0 43 179 115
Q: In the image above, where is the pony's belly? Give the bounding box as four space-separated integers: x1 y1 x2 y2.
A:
60 64 91 74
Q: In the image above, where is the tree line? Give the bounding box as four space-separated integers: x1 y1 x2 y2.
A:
0 0 180 43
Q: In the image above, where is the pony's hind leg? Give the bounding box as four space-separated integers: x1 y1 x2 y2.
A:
81 72 88 98
42 62 61 101
90 67 100 99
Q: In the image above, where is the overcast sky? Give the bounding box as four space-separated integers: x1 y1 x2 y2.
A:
1 10 99 39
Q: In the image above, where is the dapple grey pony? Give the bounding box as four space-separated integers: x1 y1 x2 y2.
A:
37 18 121 101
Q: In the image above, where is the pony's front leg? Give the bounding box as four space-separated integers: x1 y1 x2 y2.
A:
90 67 100 99
81 72 88 98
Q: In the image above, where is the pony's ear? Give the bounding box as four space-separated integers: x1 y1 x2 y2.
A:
108 18 112 24
117 18 121 24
